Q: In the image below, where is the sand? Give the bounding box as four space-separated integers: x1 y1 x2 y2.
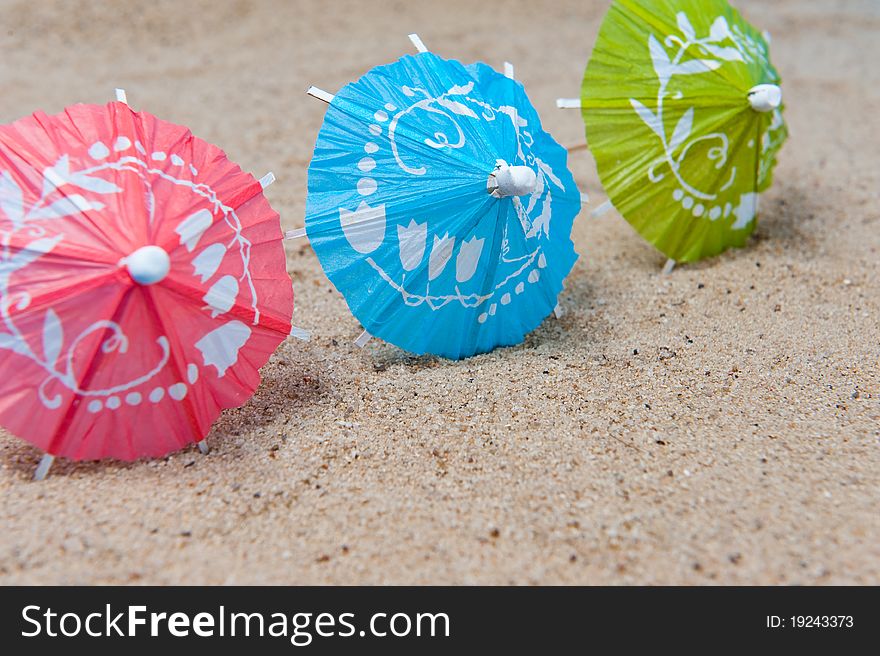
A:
0 0 878 585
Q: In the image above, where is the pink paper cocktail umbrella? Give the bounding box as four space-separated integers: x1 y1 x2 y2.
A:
0 91 295 477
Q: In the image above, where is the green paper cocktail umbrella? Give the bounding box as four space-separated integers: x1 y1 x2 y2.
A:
578 0 787 265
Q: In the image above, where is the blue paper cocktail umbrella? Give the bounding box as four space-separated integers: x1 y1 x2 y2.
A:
302 35 583 359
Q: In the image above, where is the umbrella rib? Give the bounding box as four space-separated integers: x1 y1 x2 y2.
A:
141 286 205 452
331 91 497 177
160 274 293 336
303 177 488 239
45 286 132 456
112 102 152 245
752 119 762 198
16 240 120 267
8 269 119 314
